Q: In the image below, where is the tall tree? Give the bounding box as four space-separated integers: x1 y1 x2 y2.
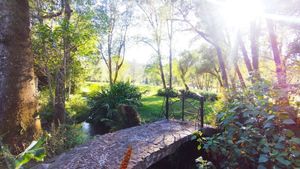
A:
53 0 72 125
266 19 289 105
250 21 260 78
0 0 41 152
97 0 132 87
237 33 253 75
177 1 229 88
137 0 167 89
176 51 196 90
165 0 175 89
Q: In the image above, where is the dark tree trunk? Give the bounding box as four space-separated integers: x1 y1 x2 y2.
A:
0 0 41 153
216 47 229 88
250 22 260 78
238 34 253 74
108 32 113 87
266 20 289 106
53 0 71 125
235 63 246 89
167 14 173 89
158 53 167 89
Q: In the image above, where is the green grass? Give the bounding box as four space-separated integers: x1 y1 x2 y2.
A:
79 82 220 125
138 95 165 123
136 84 219 125
137 85 164 123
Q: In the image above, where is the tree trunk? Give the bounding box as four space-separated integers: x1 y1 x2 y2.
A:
108 33 113 87
266 20 289 106
53 0 71 125
0 0 41 153
235 63 246 88
168 33 173 89
216 47 229 88
167 11 173 89
156 38 166 89
250 22 260 78
238 34 253 74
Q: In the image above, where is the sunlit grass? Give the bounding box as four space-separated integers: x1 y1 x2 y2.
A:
79 82 219 125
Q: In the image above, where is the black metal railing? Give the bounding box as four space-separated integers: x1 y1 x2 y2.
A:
162 90 205 129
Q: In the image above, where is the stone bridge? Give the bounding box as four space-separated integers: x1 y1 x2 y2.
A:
35 120 213 169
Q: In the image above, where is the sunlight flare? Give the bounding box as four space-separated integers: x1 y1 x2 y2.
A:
220 0 264 27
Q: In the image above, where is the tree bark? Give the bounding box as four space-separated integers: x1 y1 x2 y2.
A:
238 34 253 74
53 0 71 125
158 52 167 89
0 0 41 153
216 47 229 88
235 63 246 89
250 22 260 78
266 19 289 106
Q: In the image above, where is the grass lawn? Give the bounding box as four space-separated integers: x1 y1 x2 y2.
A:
79 82 219 125
137 85 165 123
137 84 218 125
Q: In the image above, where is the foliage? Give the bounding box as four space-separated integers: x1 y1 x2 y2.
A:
66 94 90 123
45 124 89 157
156 88 179 98
85 82 142 132
197 81 300 168
38 89 54 125
89 82 142 110
199 91 218 102
0 136 47 169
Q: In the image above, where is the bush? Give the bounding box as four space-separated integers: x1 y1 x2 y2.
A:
0 136 46 169
199 91 218 102
86 82 142 133
66 94 90 123
45 124 88 157
89 82 142 110
197 82 300 168
157 88 178 97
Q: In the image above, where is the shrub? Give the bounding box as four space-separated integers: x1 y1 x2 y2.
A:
197 81 300 168
157 88 178 97
87 104 141 132
89 82 142 110
66 94 90 123
45 124 88 157
199 91 218 102
0 137 46 169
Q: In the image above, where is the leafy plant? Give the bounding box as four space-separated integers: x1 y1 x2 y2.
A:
199 91 218 102
0 136 47 169
89 82 142 110
66 94 90 123
197 81 300 168
45 124 88 157
157 88 178 98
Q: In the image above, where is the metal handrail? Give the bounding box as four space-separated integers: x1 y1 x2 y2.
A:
163 90 205 129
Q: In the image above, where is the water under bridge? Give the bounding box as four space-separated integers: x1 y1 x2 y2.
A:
33 120 215 169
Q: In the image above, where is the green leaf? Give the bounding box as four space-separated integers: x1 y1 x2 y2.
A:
282 119 296 125
292 150 300 157
290 137 300 145
261 146 270 153
283 129 295 138
191 135 197 141
258 165 267 169
266 115 275 121
259 154 269 163
263 122 273 129
276 156 291 166
274 143 285 149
